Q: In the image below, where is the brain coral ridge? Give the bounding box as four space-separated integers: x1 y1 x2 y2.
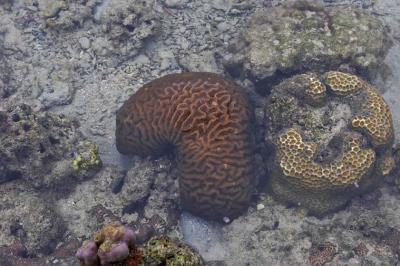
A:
116 72 255 221
265 71 394 216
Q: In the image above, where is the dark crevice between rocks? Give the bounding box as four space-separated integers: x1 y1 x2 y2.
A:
122 195 150 216
314 135 344 165
15 146 31 161
253 71 293 97
0 169 22 184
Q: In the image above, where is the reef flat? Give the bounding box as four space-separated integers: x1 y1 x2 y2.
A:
1 0 400 265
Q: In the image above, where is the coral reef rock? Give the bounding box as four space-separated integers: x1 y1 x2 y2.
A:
38 0 160 58
40 0 99 30
92 0 160 58
57 159 180 243
116 72 256 221
0 183 65 256
76 224 203 266
0 104 102 188
142 236 204 266
223 1 392 86
265 71 394 216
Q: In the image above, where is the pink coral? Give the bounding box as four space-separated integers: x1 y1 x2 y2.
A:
76 241 99 266
75 223 137 266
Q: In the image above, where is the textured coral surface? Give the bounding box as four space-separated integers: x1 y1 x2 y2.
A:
326 71 394 148
76 223 137 265
309 242 337 266
142 236 204 266
277 129 375 189
266 71 394 216
116 72 255 220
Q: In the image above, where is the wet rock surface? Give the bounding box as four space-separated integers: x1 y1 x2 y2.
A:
0 183 65 256
222 1 392 89
56 158 180 242
0 104 101 188
187 187 400 265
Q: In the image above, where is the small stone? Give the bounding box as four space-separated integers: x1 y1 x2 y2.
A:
217 22 230 32
41 1 65 18
211 0 233 11
256 203 265 210
78 37 91 49
164 0 189 8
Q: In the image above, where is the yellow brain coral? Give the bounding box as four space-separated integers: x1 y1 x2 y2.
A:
352 86 393 147
277 129 375 189
305 76 327 105
325 71 364 96
325 71 393 148
266 71 394 216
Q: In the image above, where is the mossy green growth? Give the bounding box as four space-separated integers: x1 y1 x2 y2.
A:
72 140 102 172
143 236 203 266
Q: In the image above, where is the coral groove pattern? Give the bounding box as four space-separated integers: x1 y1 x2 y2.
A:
116 72 255 220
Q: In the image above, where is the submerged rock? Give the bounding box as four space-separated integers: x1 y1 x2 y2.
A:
56 158 180 245
223 1 392 86
40 0 100 30
143 236 204 266
92 0 160 58
0 104 102 188
264 71 394 216
0 183 65 256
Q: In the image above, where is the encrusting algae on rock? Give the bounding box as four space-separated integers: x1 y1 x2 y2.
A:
265 71 394 216
142 236 204 266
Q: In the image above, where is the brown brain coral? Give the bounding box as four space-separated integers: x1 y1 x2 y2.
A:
265 71 394 216
116 72 255 221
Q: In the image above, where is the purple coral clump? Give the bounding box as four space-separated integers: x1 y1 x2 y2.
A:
76 240 99 266
75 224 137 266
98 242 130 265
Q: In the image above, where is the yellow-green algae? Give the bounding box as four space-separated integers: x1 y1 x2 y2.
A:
72 140 102 172
143 236 204 266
